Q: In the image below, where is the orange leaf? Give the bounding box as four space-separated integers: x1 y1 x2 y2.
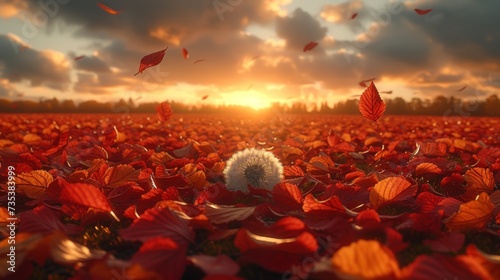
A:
359 81 386 122
444 192 494 231
103 164 140 188
156 101 174 122
187 170 207 190
370 177 417 209
415 162 441 176
462 167 495 201
306 156 335 173
23 133 42 146
15 170 53 199
97 2 122 15
331 239 400 279
134 47 168 76
272 182 303 211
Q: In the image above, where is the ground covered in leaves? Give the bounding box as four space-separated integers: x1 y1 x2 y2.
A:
1 113 499 280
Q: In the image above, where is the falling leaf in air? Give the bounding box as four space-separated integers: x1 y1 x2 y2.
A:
202 95 209 100
359 81 386 122
415 8 432 15
351 13 358 19
134 47 168 76
380 90 393 94
457 85 467 92
303 41 318 52
156 101 173 122
249 55 260 61
359 78 376 87
182 48 189 60
193 59 206 64
97 2 122 15
74 55 84 61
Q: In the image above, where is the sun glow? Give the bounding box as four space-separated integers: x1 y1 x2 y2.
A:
222 90 271 110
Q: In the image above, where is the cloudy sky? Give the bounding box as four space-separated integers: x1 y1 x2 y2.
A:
0 0 499 109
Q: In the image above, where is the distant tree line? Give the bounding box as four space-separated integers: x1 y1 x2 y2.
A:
0 94 499 116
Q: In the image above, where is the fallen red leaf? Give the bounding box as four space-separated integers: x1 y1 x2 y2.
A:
131 237 187 280
370 177 417 209
59 182 112 220
358 81 386 122
272 182 303 211
156 101 173 122
134 47 168 76
120 207 195 246
351 13 358 19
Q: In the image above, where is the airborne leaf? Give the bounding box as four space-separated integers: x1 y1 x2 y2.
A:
415 8 432 15
134 47 168 76
97 2 122 15
182 48 189 60
303 41 318 52
359 81 386 122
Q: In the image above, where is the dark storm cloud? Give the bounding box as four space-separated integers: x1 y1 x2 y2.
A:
74 55 111 73
276 8 328 50
0 34 71 90
22 0 279 48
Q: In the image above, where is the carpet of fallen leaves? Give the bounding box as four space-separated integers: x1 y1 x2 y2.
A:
1 113 499 280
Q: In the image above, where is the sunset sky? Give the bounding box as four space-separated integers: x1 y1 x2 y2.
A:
0 0 499 110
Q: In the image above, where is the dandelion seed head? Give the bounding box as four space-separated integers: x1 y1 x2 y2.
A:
223 148 283 192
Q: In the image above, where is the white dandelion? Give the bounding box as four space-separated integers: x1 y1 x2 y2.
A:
223 148 284 193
